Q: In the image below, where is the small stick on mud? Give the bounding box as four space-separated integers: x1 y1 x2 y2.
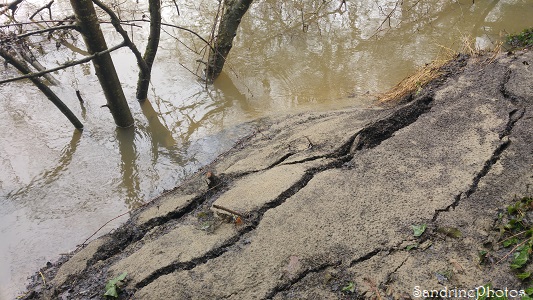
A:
496 238 530 265
212 204 246 218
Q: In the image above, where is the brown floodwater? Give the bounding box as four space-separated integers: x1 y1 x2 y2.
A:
1 0 532 298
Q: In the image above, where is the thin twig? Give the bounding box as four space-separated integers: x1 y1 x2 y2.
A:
15 24 78 39
77 210 132 248
172 0 180 16
29 0 54 20
0 20 71 28
498 230 528 245
212 204 246 218
496 238 530 264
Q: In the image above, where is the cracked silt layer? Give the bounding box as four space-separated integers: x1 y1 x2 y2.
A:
22 50 533 300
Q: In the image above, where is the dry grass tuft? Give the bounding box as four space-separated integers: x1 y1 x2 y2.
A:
378 34 501 104
377 57 449 103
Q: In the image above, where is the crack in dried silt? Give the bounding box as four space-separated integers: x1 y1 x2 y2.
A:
262 261 340 300
383 255 409 286
432 108 525 222
500 69 520 105
131 157 357 292
266 152 295 169
132 171 319 291
281 130 364 166
268 96 436 170
352 95 434 151
499 108 526 138
87 182 229 267
349 248 382 268
134 232 245 290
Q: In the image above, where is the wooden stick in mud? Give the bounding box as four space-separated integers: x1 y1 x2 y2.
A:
212 204 246 218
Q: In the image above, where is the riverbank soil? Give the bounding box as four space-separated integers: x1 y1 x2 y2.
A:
21 48 532 299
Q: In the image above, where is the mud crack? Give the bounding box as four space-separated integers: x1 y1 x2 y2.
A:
352 95 434 151
263 261 340 300
88 182 228 266
134 232 243 290
432 108 525 221
132 171 319 291
500 69 520 105
349 248 382 267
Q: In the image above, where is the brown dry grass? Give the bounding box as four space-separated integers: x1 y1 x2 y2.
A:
377 57 449 103
378 34 502 104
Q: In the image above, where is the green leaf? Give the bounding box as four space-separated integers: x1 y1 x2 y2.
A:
405 244 418 251
502 237 519 247
342 281 355 293
525 287 533 295
478 250 489 265
412 224 427 237
104 272 127 298
517 272 531 280
510 245 529 269
104 286 118 297
437 227 462 238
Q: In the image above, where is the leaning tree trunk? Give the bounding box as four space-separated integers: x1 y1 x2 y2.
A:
0 47 84 129
69 0 134 127
205 0 253 82
136 0 161 101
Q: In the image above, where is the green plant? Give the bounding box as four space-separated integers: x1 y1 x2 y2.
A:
104 272 127 298
341 281 355 293
496 195 533 290
412 224 427 237
506 28 533 48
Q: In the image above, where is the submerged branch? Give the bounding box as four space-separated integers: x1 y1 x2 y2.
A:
0 47 83 129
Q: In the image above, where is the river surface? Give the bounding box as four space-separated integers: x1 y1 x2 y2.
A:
1 0 532 298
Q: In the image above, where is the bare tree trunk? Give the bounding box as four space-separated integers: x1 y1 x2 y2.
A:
205 0 253 82
0 47 83 129
69 0 134 127
136 0 161 101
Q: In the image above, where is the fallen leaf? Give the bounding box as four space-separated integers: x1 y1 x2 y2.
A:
412 224 427 237
437 227 462 238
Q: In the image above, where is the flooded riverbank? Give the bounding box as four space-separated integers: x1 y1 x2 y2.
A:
1 0 533 298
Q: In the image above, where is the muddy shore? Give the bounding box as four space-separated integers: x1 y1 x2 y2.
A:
20 48 533 299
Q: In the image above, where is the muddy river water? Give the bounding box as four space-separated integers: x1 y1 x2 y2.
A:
1 0 532 298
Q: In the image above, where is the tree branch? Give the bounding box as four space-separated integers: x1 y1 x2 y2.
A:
0 0 23 15
0 42 126 85
136 0 161 101
91 0 149 72
29 0 54 20
15 24 78 39
0 47 83 129
0 19 75 28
